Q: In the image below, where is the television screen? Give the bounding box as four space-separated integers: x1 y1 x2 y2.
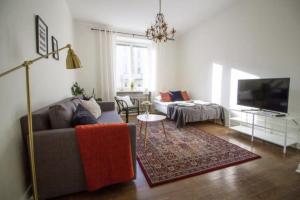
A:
237 78 290 113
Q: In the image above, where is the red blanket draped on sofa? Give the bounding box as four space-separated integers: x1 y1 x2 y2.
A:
76 123 134 191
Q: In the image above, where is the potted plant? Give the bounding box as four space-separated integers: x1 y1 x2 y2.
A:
130 80 135 91
71 82 84 97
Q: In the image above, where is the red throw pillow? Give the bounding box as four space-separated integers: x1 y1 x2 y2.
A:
181 91 190 101
160 92 172 102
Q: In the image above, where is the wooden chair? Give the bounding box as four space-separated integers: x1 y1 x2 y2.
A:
115 97 140 123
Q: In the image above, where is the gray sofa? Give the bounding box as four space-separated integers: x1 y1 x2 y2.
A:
20 97 136 199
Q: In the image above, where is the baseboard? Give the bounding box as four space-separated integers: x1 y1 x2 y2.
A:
19 185 32 200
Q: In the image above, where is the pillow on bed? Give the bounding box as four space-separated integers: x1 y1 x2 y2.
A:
160 92 172 102
169 90 184 101
181 91 190 101
154 95 162 101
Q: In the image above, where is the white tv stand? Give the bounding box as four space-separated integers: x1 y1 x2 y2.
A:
229 108 300 154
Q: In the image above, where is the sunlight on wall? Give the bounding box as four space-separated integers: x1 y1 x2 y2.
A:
230 68 259 108
212 63 223 104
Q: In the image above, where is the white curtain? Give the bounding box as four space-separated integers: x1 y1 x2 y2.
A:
96 30 116 101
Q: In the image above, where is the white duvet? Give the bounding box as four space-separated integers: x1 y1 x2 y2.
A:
153 99 211 114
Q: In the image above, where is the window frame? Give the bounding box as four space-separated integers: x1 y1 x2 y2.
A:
115 37 152 91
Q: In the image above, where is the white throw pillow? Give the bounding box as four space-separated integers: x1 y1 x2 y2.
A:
80 98 102 118
116 96 134 107
154 95 162 101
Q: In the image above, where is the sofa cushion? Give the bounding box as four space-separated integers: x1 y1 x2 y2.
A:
97 111 123 123
20 112 50 137
80 98 101 118
169 90 184 101
71 104 97 126
71 97 81 107
49 101 76 129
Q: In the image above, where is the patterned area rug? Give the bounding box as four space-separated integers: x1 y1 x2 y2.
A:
136 120 261 187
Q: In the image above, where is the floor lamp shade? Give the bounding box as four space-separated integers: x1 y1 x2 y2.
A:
66 48 82 69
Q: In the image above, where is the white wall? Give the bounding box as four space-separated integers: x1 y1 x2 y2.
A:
156 42 180 93
177 0 300 115
0 0 75 199
73 20 100 96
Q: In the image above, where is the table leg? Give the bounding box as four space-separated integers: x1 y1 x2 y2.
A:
284 119 288 154
251 113 255 142
139 121 143 136
144 122 148 148
161 120 167 138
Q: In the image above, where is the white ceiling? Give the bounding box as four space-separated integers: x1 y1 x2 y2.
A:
66 0 239 34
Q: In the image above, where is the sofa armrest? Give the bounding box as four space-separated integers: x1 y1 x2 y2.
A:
33 128 86 199
98 101 115 111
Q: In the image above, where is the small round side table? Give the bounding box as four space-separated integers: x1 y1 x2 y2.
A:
137 114 167 148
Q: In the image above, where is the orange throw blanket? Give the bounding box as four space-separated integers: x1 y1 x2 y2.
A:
76 123 134 191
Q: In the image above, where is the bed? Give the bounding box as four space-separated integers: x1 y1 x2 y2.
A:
153 97 225 128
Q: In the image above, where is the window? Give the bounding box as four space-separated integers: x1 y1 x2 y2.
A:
115 37 154 91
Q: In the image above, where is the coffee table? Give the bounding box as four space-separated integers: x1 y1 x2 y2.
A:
137 114 167 148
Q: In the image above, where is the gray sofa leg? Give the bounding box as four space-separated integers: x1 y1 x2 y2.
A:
126 111 129 123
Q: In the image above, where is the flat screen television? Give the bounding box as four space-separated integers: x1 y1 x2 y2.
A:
237 78 290 113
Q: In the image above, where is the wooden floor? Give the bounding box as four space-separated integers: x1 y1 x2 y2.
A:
54 119 300 200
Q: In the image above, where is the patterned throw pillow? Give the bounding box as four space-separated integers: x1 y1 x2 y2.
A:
160 92 172 102
169 90 184 101
181 91 190 101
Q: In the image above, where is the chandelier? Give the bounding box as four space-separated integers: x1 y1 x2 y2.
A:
146 0 176 43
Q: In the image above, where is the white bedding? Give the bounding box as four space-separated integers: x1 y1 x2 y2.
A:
153 100 178 114
153 99 211 114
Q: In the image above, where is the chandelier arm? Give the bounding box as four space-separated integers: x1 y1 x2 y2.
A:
159 0 162 13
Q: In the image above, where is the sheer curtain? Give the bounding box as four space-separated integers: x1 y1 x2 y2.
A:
96 30 116 101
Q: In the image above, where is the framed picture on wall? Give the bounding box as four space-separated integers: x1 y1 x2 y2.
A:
51 36 59 60
35 15 48 57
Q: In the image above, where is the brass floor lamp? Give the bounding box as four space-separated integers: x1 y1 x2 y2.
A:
0 44 82 200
